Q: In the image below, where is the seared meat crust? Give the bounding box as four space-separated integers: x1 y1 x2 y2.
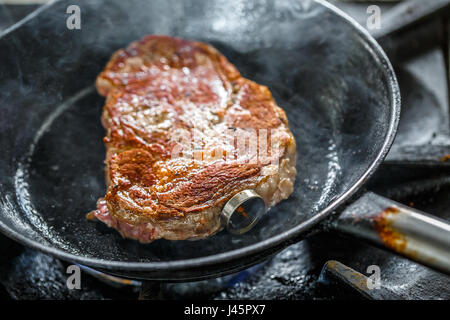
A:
88 35 296 242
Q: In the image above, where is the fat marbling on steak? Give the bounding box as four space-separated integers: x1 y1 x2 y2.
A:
88 35 297 242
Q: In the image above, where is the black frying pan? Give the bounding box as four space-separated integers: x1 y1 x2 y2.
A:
0 0 449 282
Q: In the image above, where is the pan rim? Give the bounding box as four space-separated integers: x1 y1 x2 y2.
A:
0 0 401 273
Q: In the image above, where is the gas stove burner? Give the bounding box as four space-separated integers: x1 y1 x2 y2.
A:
78 262 267 299
77 265 141 288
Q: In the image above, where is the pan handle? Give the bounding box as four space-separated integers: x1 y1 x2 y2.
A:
333 192 450 275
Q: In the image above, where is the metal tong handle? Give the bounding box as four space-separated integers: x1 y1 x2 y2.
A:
334 192 450 275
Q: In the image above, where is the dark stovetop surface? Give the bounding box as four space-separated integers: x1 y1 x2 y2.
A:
0 2 449 300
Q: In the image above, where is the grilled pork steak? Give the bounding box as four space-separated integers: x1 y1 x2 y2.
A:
88 35 297 242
